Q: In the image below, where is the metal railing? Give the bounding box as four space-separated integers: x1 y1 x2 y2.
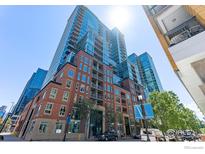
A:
167 17 204 46
149 5 169 15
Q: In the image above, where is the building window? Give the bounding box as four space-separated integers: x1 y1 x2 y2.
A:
29 121 35 132
79 63 83 70
66 80 72 89
87 77 90 84
77 72 81 81
83 65 88 72
68 69 74 78
88 67 90 74
116 106 121 112
74 93 77 103
59 106 66 117
80 84 85 93
68 120 80 133
39 122 48 133
107 85 111 92
78 95 84 103
80 55 83 62
49 88 58 99
60 72 64 78
44 103 53 115
126 94 130 99
86 86 89 94
81 74 86 83
55 122 63 134
62 91 69 102
84 57 89 64
35 104 41 117
116 97 120 103
42 91 46 99
115 89 120 95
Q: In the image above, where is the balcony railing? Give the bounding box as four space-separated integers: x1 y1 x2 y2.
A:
90 93 103 100
121 95 126 100
166 17 204 47
97 94 103 100
90 93 97 98
92 73 98 79
149 5 169 15
98 76 104 81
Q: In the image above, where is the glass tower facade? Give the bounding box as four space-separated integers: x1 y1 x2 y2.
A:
43 6 128 87
13 68 47 115
128 52 163 98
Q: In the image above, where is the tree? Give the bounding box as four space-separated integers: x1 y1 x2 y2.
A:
149 91 201 140
74 98 96 140
106 104 115 131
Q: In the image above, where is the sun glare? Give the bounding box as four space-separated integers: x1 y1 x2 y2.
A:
109 7 131 30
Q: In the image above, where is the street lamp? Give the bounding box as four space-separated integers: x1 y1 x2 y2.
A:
138 95 150 141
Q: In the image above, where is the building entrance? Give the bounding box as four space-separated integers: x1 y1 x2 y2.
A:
89 110 103 138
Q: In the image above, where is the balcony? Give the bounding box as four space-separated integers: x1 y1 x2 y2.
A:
98 76 104 81
90 93 103 100
90 93 97 99
92 73 98 79
98 85 103 91
166 17 204 47
97 94 103 100
121 95 126 100
149 5 169 15
91 83 97 88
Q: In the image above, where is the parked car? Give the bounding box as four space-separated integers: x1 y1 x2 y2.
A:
132 134 141 140
182 130 196 141
0 135 4 141
97 130 118 141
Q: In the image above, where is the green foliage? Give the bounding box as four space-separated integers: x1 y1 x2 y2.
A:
74 98 95 120
106 104 115 129
117 112 123 124
149 91 201 133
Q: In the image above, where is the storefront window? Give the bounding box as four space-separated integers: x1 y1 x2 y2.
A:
68 120 80 133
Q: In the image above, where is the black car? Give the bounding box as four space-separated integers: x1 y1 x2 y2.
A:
182 130 195 141
132 134 141 140
97 130 118 141
0 135 4 141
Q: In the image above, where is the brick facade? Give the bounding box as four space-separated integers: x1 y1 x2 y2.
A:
15 50 142 141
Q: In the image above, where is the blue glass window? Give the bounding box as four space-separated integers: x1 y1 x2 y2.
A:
87 77 90 84
82 74 86 83
79 63 83 70
115 89 120 95
68 70 74 78
83 65 88 72
88 67 90 74
84 57 89 64
77 72 81 81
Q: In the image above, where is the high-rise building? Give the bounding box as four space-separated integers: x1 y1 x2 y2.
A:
128 52 163 98
0 105 7 119
13 68 47 115
143 5 205 114
43 5 125 86
14 6 155 141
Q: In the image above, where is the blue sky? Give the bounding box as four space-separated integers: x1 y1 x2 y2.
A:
0 5 204 120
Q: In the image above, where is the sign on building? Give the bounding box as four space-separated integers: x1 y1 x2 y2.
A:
134 103 154 120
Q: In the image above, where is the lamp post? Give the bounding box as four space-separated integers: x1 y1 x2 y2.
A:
138 95 150 141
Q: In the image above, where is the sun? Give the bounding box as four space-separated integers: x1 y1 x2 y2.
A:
109 6 131 30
